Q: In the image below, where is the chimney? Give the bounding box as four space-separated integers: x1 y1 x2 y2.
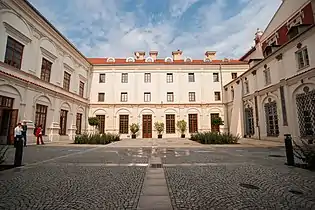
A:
149 51 158 60
172 49 183 60
205 51 216 60
254 28 263 45
134 51 145 60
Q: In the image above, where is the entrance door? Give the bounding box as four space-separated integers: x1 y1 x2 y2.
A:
210 113 220 132
8 109 18 145
142 115 152 138
188 114 198 133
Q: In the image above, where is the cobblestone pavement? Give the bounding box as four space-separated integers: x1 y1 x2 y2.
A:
0 143 314 210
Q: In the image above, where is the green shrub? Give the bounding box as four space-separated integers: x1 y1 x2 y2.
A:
190 131 240 144
293 138 315 170
130 123 140 135
88 117 99 127
74 132 120 144
154 121 164 135
176 120 187 134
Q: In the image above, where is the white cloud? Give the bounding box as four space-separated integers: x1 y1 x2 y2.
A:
29 0 281 59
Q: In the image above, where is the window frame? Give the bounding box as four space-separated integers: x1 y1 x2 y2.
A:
98 93 105 102
296 47 310 70
166 73 173 83
63 71 71 91
214 91 221 101
144 92 151 102
121 73 128 83
167 92 174 102
189 92 196 102
119 115 129 134
165 114 175 134
4 36 24 70
188 73 195 82
144 73 151 83
121 92 128 102
213 72 219 82
40 58 52 82
99 73 106 83
79 81 84 97
231 73 237 79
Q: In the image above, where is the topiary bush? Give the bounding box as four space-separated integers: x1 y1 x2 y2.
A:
74 132 120 144
190 131 240 144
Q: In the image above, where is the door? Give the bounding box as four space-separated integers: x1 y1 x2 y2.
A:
244 107 255 137
59 109 68 135
188 114 198 133
210 113 220 132
142 115 152 138
8 109 18 145
96 115 105 134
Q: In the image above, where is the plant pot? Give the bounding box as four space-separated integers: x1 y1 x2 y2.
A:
181 134 185 138
158 134 162 139
131 134 136 139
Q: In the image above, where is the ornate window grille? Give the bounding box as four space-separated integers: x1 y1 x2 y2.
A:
296 87 315 137
244 107 255 136
264 100 279 137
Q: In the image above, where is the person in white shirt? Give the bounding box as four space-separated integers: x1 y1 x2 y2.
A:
14 123 23 146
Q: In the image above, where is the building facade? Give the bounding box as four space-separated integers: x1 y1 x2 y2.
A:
224 0 315 142
88 51 248 139
0 0 90 144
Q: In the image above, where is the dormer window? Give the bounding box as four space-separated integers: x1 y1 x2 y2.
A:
204 58 211 62
185 57 192 62
287 12 304 30
145 57 154 62
267 33 279 46
165 57 173 62
126 57 135 62
106 57 115 62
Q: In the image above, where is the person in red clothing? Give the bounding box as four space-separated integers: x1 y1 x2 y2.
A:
36 124 44 145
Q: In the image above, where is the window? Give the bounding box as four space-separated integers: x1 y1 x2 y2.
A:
296 47 310 70
99 73 105 83
231 89 234 100
144 92 151 102
40 58 52 82
214 92 221 101
0 95 14 108
63 72 71 91
79 81 84 97
231 73 237 79
76 113 82 135
167 92 174 102
121 73 128 83
189 92 195 102
98 93 105 102
165 114 175 133
210 113 220 132
213 73 219 82
244 81 249 94
35 104 47 135
188 73 195 82
188 114 198 133
263 68 271 85
121 92 128 102
59 109 68 135
119 115 129 134
166 73 173 83
96 115 105 134
144 73 151 83
4 36 24 69
264 101 279 137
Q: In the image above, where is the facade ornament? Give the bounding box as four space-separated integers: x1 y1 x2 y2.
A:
275 53 283 61
0 1 10 10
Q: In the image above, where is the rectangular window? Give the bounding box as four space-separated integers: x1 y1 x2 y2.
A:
165 114 175 134
99 73 105 83
35 104 47 135
96 115 105 134
98 93 105 102
4 36 24 69
79 81 84 97
119 115 129 134
144 73 151 83
215 91 221 101
264 68 271 85
40 58 52 82
296 47 310 70
0 95 14 108
144 92 151 102
76 113 82 135
244 81 249 94
188 73 195 82
121 92 128 102
231 89 234 100
213 73 219 82
167 92 174 102
59 109 68 135
231 73 237 79
63 72 71 91
121 73 128 83
188 114 198 133
166 73 173 83
189 92 195 102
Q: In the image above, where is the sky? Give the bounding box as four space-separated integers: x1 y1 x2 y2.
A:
28 0 282 59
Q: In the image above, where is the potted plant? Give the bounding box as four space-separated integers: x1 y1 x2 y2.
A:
177 120 187 138
130 123 140 139
154 121 164 138
211 117 224 133
88 117 99 134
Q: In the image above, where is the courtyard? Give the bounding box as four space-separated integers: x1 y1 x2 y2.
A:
0 139 314 210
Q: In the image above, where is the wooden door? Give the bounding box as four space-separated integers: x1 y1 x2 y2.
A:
210 113 220 132
142 115 152 138
188 114 198 133
8 109 18 145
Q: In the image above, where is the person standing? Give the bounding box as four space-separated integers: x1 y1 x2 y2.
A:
22 121 27 147
14 123 24 166
14 123 23 147
35 124 44 145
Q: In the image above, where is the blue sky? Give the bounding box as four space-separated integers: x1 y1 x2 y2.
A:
28 0 281 59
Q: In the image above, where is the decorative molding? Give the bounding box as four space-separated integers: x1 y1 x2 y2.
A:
275 53 283 61
251 70 256 75
40 47 57 62
0 1 10 10
3 22 32 44
297 42 302 49
29 24 43 39
236 80 240 84
79 74 87 82
63 63 75 73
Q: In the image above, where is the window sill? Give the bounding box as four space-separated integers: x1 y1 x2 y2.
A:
297 64 310 72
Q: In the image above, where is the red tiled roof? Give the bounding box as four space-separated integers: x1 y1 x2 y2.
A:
87 58 247 65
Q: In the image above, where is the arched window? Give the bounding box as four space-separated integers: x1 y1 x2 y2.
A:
126 57 135 62
106 57 115 62
185 57 192 62
145 57 154 62
204 58 211 62
165 57 173 62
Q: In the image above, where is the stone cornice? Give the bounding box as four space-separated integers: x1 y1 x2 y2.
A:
40 47 57 62
63 63 75 73
89 103 224 108
79 74 87 82
3 22 32 44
